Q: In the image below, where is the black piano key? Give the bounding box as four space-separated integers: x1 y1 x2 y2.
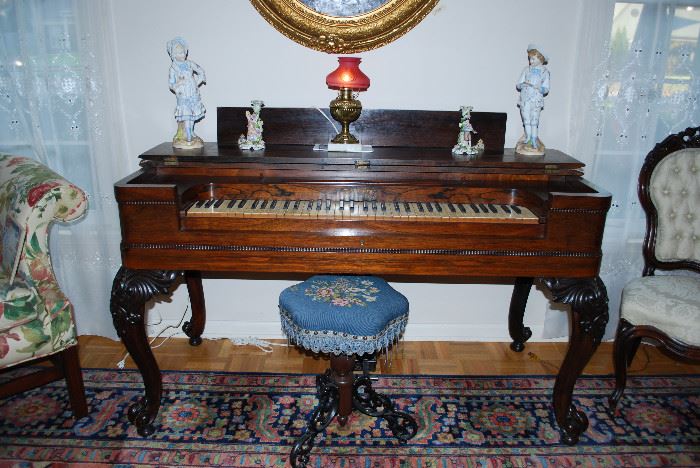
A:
487 203 498 213
238 199 246 208
501 204 511 213
293 200 300 210
316 200 322 210
213 199 224 208
283 200 290 209
349 200 355 212
194 200 205 208
251 199 259 209
417 202 425 213
434 203 442 212
339 200 344 211
260 200 268 209
307 201 313 210
226 199 236 209
458 203 467 213
470 203 479 213
326 199 331 210
363 201 368 212
403 202 411 212
270 200 277 209
204 199 215 208
447 203 457 213
510 204 522 214
372 201 378 211
478 203 488 213
425 202 434 212
381 202 387 212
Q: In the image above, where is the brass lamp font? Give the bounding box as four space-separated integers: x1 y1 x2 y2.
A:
326 57 370 145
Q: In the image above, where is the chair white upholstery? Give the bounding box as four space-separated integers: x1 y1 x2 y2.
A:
621 275 700 346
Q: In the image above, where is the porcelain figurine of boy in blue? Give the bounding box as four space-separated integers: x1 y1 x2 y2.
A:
168 37 206 149
515 44 550 156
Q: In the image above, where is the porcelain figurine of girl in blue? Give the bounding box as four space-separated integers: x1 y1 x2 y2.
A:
516 44 550 156
168 37 206 149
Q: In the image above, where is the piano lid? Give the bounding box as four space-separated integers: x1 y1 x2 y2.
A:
140 142 584 172
139 107 584 175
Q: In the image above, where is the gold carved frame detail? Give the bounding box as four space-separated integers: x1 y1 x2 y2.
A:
249 0 439 54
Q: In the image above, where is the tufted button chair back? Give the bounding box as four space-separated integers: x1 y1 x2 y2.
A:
640 131 700 276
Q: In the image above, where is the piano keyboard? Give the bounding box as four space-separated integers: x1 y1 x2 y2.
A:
186 199 539 223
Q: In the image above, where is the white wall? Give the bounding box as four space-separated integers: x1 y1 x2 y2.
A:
110 0 584 341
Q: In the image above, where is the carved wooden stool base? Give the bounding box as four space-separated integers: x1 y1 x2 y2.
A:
290 355 417 468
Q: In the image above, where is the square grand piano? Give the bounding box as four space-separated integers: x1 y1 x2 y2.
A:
111 108 610 444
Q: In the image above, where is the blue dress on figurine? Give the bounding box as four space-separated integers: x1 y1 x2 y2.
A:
516 44 550 156
167 37 206 149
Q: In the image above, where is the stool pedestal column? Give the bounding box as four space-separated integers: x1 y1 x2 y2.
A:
330 354 355 425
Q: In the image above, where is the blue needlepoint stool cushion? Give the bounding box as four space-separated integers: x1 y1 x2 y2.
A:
279 275 409 355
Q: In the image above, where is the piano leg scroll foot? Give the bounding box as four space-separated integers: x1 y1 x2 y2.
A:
127 397 156 437
558 406 589 445
110 267 182 436
508 277 534 352
541 276 609 445
509 328 532 353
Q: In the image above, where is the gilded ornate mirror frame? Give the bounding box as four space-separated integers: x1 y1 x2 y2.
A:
249 0 439 54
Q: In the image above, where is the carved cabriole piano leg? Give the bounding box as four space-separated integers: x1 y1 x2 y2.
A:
110 267 181 437
508 277 534 352
541 277 609 445
183 270 206 346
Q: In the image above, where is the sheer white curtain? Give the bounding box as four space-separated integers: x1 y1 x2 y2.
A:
548 0 700 339
0 0 127 338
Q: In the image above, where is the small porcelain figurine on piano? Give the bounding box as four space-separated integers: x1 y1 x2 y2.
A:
112 107 610 446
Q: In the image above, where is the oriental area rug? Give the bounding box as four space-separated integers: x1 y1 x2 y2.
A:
0 369 699 467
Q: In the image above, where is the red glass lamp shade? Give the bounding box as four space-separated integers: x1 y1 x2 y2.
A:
326 57 370 91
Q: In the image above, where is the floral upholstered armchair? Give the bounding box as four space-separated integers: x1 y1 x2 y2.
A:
0 154 88 418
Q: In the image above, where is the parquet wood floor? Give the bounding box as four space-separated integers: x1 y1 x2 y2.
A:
77 336 700 376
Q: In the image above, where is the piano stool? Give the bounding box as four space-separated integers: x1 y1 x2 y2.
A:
279 275 418 468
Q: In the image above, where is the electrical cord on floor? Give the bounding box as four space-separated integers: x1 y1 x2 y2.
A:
229 336 288 353
116 303 190 369
527 351 560 373
527 342 653 375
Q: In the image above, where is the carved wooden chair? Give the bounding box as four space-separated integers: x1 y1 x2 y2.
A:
0 154 88 419
609 127 700 412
